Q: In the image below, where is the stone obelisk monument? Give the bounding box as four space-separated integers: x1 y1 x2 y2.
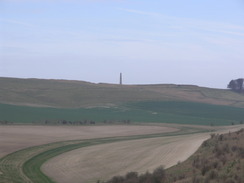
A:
120 73 122 85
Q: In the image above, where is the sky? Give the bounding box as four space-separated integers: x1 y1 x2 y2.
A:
0 0 244 88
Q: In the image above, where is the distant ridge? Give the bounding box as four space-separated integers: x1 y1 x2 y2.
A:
1 77 244 108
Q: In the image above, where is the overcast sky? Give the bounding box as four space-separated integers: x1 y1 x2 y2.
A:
1 0 244 88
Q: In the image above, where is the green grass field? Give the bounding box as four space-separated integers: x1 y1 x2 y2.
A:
1 77 244 126
1 101 244 126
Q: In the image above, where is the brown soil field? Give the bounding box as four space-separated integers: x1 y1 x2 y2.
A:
0 124 177 158
42 134 209 183
42 125 244 183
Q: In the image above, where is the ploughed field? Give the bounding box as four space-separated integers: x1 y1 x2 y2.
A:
0 125 177 158
1 78 244 182
0 124 243 183
42 133 209 183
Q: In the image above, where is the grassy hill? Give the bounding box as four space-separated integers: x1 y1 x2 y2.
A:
1 77 244 108
1 77 244 125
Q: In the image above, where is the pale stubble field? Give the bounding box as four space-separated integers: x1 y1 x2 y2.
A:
1 124 243 183
0 124 177 158
42 133 210 183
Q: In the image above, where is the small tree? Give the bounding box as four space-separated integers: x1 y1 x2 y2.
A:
228 78 244 93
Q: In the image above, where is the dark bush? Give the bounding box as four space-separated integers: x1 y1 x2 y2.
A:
138 172 152 183
207 169 218 180
108 176 124 183
152 166 165 183
225 178 236 183
231 145 238 152
218 134 224 141
126 172 138 179
238 147 244 158
201 165 210 176
192 175 203 183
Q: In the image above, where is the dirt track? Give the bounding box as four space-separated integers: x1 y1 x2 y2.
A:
41 125 244 183
1 124 243 183
42 133 209 183
0 125 177 158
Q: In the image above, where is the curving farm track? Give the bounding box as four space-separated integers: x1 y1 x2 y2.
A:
42 134 210 183
0 124 242 183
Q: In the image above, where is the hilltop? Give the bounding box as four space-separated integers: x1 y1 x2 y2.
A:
1 77 244 108
1 77 244 125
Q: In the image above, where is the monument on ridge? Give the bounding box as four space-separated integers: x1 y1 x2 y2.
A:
120 73 122 85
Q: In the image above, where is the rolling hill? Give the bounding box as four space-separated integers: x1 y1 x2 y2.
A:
1 77 244 108
1 77 244 125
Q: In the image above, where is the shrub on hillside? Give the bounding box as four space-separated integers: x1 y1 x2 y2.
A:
100 129 244 183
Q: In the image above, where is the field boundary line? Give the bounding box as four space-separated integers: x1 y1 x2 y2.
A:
0 126 209 183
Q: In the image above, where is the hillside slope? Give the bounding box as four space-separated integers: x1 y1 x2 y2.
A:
1 77 244 108
102 128 244 183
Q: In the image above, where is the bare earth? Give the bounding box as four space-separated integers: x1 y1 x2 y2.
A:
42 125 244 183
0 125 177 158
42 134 209 183
1 124 243 183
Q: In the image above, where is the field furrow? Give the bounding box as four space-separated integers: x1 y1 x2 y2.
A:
42 134 210 183
0 124 241 183
0 125 191 183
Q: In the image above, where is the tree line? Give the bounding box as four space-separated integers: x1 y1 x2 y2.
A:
42 119 131 125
